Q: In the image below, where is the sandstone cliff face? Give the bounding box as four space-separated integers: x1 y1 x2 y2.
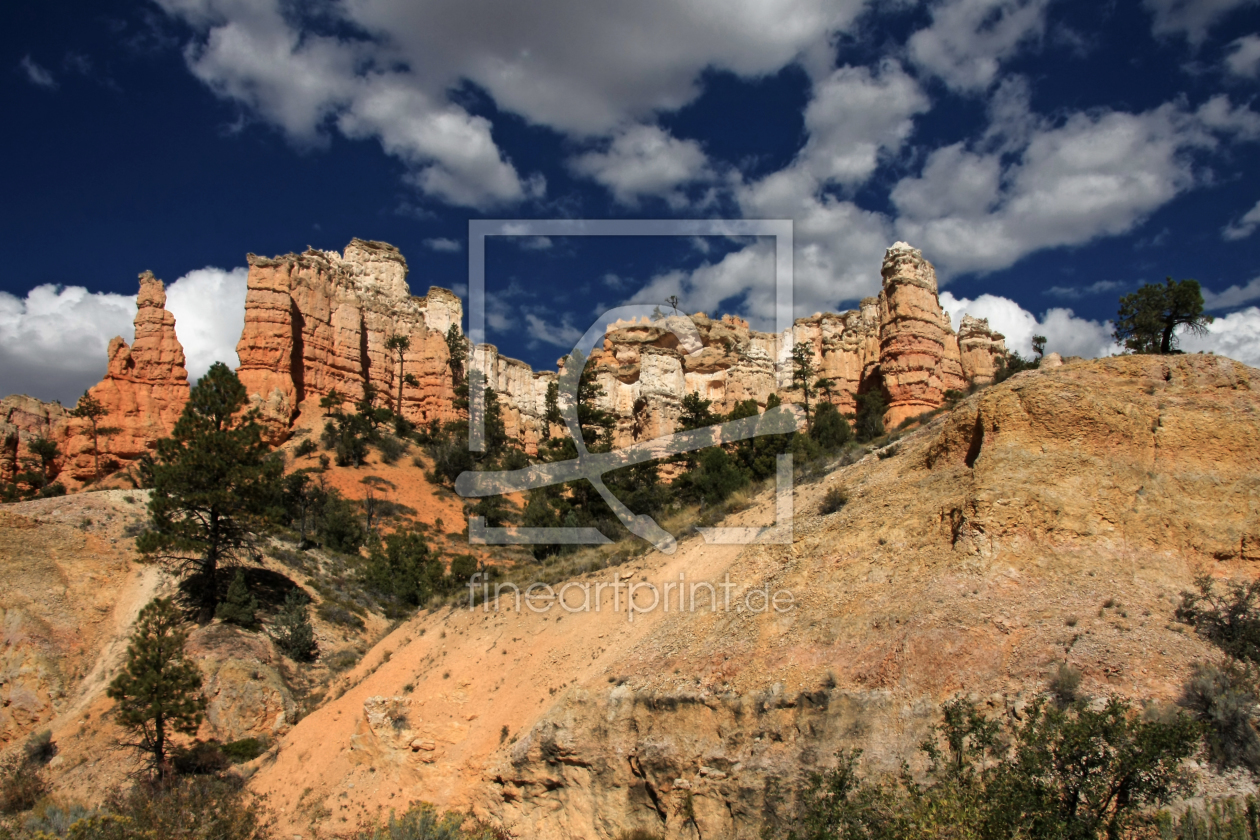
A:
235 240 471 442
242 354 1260 840
573 244 1003 447
61 272 190 484
0 395 68 485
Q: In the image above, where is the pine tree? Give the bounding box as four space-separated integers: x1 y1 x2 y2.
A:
444 323 466 387
106 598 205 780
69 391 109 482
385 333 411 414
543 381 562 440
27 437 59 485
215 570 259 628
319 388 345 417
270 590 317 662
1114 277 1213 354
791 341 818 430
137 363 283 612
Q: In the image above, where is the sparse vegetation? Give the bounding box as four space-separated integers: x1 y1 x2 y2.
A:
794 696 1199 840
270 589 318 662
1180 661 1260 773
819 486 848 515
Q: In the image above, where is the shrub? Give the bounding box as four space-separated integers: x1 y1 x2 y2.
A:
270 590 318 662
810 402 852 451
353 802 493 839
1177 575 1260 665
22 729 56 766
819 486 848 515
317 601 366 630
102 775 273 840
376 434 408 465
171 740 230 775
1180 661 1260 773
220 737 268 764
1049 663 1083 706
854 389 887 442
317 491 366 555
294 438 318 458
325 648 361 673
794 696 1199 840
0 759 47 814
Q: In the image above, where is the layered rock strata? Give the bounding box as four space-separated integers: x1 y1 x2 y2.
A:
235 239 471 442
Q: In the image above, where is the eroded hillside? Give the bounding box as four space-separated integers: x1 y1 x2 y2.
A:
229 353 1260 839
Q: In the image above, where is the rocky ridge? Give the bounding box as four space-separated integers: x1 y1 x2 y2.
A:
2 240 1005 480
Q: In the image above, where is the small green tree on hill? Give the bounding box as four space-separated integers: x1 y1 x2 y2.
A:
215 570 259 628
27 436 59 485
107 597 205 780
319 388 345 417
385 333 411 414
270 590 317 662
70 391 109 482
137 362 283 611
1114 277 1213 354
791 341 818 430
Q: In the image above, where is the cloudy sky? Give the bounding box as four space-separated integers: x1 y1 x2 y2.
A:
3 0 1259 403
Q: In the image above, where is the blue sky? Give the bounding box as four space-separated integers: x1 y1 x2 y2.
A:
2 0 1259 403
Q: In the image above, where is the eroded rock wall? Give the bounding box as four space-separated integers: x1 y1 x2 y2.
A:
235 239 467 442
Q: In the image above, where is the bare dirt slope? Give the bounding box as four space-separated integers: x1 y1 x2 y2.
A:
245 354 1260 840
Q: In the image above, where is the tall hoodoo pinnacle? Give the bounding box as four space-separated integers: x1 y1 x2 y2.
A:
877 242 967 428
62 272 191 484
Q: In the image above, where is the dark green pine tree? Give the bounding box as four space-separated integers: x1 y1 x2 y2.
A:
137 362 283 612
270 590 317 662
1114 277 1214 354
106 598 206 780
215 569 259 628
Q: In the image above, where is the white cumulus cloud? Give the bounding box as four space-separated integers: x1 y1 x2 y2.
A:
0 285 135 404
907 0 1051 91
1226 34 1260 76
891 96 1260 276
570 124 712 206
1143 0 1259 44
1180 307 1260 366
1202 275 1260 309
939 291 1118 358
165 267 249 383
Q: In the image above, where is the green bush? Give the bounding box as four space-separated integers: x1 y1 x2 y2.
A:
220 737 268 764
171 740 230 775
317 491 366 555
810 402 852 451
353 803 504 840
1049 663 1083 707
376 434 408 465
794 696 1199 840
854 389 887 442
1180 661 1260 773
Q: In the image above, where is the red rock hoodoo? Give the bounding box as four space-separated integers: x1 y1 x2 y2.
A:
62 272 190 483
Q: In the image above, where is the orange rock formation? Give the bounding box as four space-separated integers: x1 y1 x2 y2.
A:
61 272 190 484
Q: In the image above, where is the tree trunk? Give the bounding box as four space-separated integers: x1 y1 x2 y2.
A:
397 353 405 415
1161 321 1174 354
90 421 100 482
